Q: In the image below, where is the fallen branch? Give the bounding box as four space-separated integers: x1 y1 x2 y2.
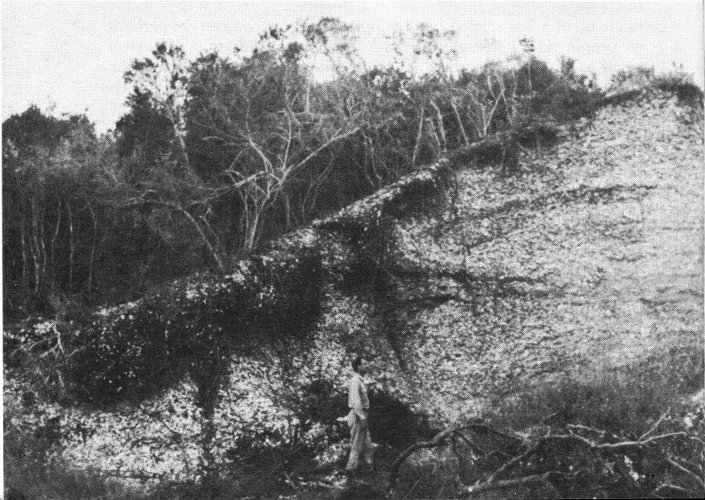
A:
389 427 457 487
666 457 705 490
545 431 687 451
454 430 487 456
485 442 540 484
653 482 696 497
390 417 693 498
389 420 519 488
639 409 671 441
466 470 571 498
566 423 607 437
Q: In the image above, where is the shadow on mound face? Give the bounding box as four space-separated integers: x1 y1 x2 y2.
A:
368 389 436 449
301 379 435 448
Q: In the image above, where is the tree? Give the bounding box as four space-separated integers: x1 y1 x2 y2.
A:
123 43 191 169
3 107 115 315
188 46 362 254
118 43 228 270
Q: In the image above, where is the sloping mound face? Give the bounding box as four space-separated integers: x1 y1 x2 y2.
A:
389 90 703 421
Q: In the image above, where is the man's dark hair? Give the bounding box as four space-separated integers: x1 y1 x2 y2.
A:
352 356 364 373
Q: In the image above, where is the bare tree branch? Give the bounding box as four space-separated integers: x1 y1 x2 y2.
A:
666 457 705 490
639 408 671 441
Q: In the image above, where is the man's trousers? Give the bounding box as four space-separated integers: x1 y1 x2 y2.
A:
346 410 374 472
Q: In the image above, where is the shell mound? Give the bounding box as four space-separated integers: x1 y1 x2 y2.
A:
4 90 702 490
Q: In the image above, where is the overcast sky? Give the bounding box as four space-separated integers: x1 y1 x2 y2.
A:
2 0 703 133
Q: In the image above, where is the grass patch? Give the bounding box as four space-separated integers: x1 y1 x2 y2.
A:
3 396 140 500
4 455 137 500
490 345 703 435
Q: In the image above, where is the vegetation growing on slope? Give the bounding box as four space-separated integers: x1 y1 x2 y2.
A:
3 20 602 319
4 17 704 500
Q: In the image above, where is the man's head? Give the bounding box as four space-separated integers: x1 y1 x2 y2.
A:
351 356 368 376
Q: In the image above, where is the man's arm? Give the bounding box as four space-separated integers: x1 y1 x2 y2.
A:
351 377 368 421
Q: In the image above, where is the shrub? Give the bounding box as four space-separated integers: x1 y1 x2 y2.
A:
70 229 323 406
608 66 704 109
544 84 600 122
653 75 704 107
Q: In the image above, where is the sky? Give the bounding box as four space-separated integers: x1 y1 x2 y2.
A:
2 0 703 133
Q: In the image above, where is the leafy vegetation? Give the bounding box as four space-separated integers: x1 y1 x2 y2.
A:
4 20 601 319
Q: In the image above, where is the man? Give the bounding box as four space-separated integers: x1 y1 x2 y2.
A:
345 356 374 482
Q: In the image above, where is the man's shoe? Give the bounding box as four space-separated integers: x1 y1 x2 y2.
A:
342 470 354 488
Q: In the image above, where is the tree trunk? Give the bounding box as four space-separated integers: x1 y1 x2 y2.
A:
305 67 312 114
244 206 261 253
426 117 443 156
19 211 30 307
29 198 42 295
87 201 98 303
39 201 48 293
175 132 191 171
431 100 447 152
450 97 470 146
283 191 293 229
51 198 62 275
411 108 425 167
164 201 224 270
67 201 74 293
